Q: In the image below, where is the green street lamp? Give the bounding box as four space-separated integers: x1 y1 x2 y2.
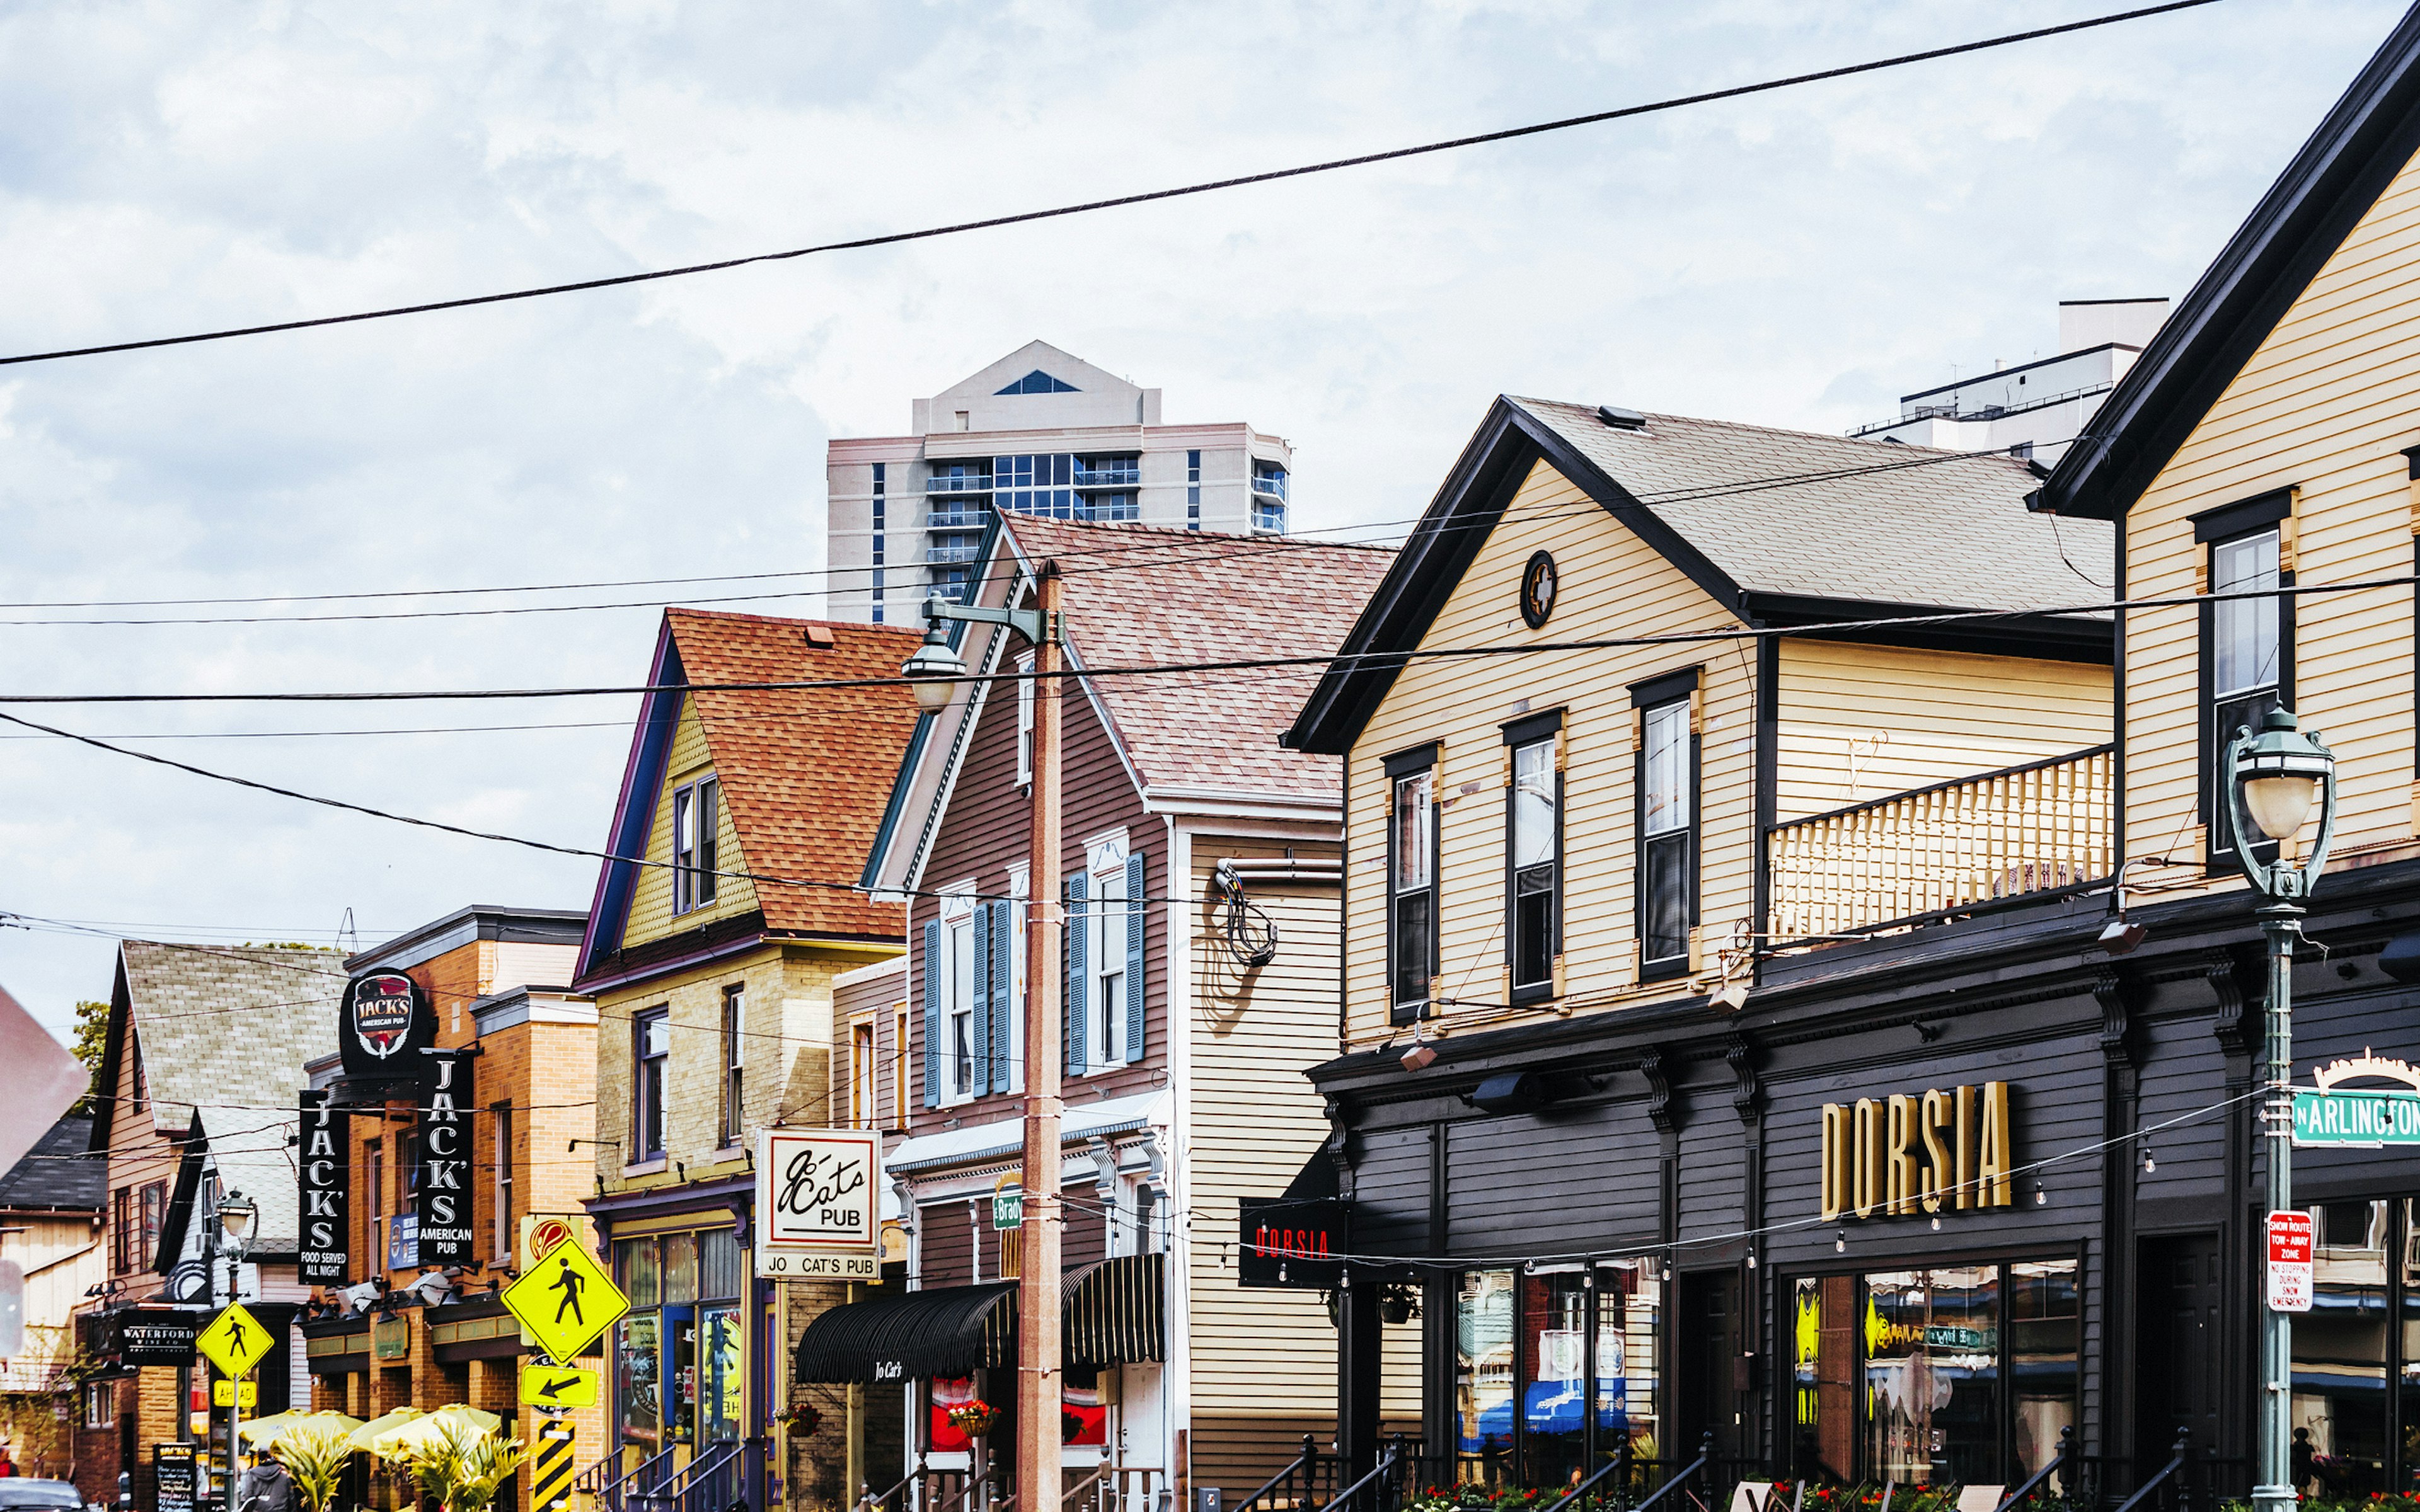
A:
2225 708 2337 1512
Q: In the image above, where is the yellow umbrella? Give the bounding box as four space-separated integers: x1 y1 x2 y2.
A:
347 1406 425 1457
237 1412 302 1447
377 1405 503 1459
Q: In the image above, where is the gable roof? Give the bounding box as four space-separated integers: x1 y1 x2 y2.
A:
578 610 925 978
2036 6 2420 518
104 941 343 1250
1287 396 2113 755
861 515 1394 891
0 1114 100 1212
935 341 1137 403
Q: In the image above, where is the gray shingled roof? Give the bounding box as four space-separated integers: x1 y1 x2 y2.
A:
121 941 343 1252
0 1114 101 1211
1511 399 2114 611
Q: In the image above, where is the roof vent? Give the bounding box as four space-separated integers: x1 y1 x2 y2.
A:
1597 406 1647 430
803 624 836 649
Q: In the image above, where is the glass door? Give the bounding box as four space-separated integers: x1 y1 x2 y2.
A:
701 1306 743 1444
665 1305 698 1448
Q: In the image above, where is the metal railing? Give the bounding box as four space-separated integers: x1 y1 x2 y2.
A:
1766 743 2113 945
1062 1462 1162 1512
1541 1431 1715 1512
577 1444 680 1512
628 1439 751 1512
2112 1432 2196 1512
1312 1436 1406 1512
858 1455 929 1512
927 507 990 530
1238 1436 1341 1512
1072 465 1140 489
927 474 995 495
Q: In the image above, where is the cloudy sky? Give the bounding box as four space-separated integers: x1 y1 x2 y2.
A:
0 0 2400 1041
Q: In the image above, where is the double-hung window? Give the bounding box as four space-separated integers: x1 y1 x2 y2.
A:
720 985 745 1145
634 1009 669 1160
1093 857 1129 1067
851 1019 877 1128
948 905 978 1100
1634 670 1699 979
1017 655 1037 786
1386 746 1439 1024
673 775 720 914
491 1101 514 1263
1505 713 1563 1002
2196 493 2293 868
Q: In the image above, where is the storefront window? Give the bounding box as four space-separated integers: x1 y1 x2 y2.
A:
1457 1270 1516 1482
618 1312 661 1446
1792 1259 2075 1486
702 1307 744 1442
613 1228 739 1452
664 1232 699 1306
2296 1200 2389 1494
1456 1261 1660 1488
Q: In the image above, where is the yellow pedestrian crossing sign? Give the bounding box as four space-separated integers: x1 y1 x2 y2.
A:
196 1302 271 1378
518 1363 600 1409
502 1235 627 1364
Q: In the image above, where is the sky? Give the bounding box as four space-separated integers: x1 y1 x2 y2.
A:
0 0 2402 1043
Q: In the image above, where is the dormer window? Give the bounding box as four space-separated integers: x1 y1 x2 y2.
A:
996 370 1080 394
2193 492 2293 868
673 775 720 914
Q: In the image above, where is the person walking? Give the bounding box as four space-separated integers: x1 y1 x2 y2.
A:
236 1454 295 1512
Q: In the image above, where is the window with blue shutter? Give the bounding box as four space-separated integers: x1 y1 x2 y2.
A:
971 902 994 1096
1124 851 1147 1061
988 901 1013 1091
922 919 942 1107
1065 873 1090 1076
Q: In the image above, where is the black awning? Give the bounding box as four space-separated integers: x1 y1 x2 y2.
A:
795 1255 1166 1384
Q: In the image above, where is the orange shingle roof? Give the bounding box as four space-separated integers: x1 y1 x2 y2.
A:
667 609 925 939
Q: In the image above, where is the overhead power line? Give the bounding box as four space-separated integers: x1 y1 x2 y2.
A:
0 1 2221 369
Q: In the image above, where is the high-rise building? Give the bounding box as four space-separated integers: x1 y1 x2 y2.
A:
824 341 1296 621
1850 298 2169 461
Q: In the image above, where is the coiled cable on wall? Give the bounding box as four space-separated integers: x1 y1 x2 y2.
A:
1209 859 1281 970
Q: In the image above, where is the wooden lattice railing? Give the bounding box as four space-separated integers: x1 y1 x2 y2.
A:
1766 743 2114 945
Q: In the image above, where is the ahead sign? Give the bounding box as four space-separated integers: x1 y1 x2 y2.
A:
2267 1208 2314 1313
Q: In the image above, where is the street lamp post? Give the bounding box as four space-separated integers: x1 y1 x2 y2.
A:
902 572 1066 1512
2223 709 2339 1512
212 1189 256 1512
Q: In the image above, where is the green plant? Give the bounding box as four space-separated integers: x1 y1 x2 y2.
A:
272 1419 360 1512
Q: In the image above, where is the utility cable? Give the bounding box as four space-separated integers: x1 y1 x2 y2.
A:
0 1 2222 369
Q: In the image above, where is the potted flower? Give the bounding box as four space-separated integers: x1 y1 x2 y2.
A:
783 1402 824 1436
947 1399 1001 1439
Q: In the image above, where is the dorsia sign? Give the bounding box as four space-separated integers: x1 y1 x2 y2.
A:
756 1128 880 1280
1819 1081 2015 1221
339 971 435 1080
2267 1208 2315 1312
1236 1198 1348 1289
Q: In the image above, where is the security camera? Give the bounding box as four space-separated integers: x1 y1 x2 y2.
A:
337 1281 382 1314
403 1270 458 1307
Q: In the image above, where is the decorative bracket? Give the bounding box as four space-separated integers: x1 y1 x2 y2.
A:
1642 1048 1677 1133
1727 1034 1763 1126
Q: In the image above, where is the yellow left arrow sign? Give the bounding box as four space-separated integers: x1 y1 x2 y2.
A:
517 1365 600 1409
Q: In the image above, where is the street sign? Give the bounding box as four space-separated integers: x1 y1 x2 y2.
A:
502 1235 628 1363
195 1302 271 1378
533 1419 577 1512
517 1363 600 1409
2267 1208 2315 1312
2293 1087 2420 1145
211 1380 258 1409
993 1189 1023 1231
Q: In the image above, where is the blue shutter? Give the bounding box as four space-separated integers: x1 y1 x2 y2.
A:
922 920 942 1107
990 902 1013 1091
971 906 993 1096
1065 873 1090 1077
1126 851 1147 1062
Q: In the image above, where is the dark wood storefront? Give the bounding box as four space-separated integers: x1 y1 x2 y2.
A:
1308 856 2420 1503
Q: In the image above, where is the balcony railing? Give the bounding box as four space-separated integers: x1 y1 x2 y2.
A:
927 505 989 530
1251 469 1289 501
1766 743 2114 945
928 542 982 565
1073 463 1140 488
926 473 994 495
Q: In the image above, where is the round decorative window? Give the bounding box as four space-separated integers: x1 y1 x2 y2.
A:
1519 550 1559 629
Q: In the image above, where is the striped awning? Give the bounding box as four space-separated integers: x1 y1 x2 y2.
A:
793 1254 1165 1384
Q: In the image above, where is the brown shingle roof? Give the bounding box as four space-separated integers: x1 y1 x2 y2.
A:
1512 399 2113 610
1001 517 1395 802
668 610 925 937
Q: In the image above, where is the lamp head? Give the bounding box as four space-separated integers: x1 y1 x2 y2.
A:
901 598 967 713
1398 1041 1437 1073
216 1189 255 1249
2097 917 2148 956
2236 707 2334 843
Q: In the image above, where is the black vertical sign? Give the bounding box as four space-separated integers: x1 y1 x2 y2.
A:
153 1443 196 1512
417 1048 475 1264
298 1090 350 1283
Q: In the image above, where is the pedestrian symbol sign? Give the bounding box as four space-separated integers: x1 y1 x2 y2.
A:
502 1235 627 1363
196 1302 271 1378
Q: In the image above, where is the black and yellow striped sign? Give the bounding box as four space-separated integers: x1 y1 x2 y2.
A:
532 1419 576 1512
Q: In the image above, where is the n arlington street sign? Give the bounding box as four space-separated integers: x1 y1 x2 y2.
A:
2294 1052 2420 1147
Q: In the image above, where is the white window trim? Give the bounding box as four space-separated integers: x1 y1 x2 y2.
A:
1016 655 1036 787
1006 866 1030 1094
939 886 979 1108
1088 855 1132 1073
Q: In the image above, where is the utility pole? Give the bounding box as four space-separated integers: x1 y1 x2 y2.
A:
1017 562 1065 1512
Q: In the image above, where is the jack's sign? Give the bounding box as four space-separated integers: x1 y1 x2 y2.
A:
340 971 435 1080
299 1090 349 1283
417 1049 475 1264
757 1129 880 1278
